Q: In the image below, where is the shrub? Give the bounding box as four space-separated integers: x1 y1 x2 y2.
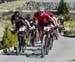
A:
64 30 75 36
64 31 72 35
64 14 75 21
64 21 75 28
0 26 18 49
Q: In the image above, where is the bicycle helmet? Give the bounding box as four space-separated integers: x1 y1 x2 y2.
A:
14 11 20 17
26 14 31 19
37 7 45 13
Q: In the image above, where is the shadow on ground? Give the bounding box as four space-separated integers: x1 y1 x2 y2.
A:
69 59 75 62
63 35 75 38
2 48 42 58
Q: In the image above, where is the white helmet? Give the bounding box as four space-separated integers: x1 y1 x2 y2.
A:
38 7 45 12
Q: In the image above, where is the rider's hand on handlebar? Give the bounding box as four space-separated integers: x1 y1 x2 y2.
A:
29 26 35 30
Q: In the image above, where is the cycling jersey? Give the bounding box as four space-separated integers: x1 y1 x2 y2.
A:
11 15 26 30
15 19 25 30
34 12 55 26
11 15 25 24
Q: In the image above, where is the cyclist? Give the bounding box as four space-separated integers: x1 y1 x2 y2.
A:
45 9 58 40
25 14 34 28
60 16 64 27
25 14 33 23
45 9 58 26
10 11 31 51
33 8 56 40
59 15 64 34
11 11 31 34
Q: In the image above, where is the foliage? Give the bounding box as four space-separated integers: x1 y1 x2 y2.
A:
0 26 18 49
57 0 69 15
64 21 75 28
64 14 75 21
64 21 75 36
64 30 75 36
64 31 72 35
0 0 17 3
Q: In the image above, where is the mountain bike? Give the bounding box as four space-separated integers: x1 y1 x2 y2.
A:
16 26 27 55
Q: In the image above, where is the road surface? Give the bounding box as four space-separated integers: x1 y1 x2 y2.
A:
0 35 75 62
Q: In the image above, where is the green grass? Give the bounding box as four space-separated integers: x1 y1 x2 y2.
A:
0 26 18 49
64 21 75 36
63 30 75 36
64 21 75 28
0 1 26 11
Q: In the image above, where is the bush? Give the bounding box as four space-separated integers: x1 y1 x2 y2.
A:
0 26 18 49
64 21 75 28
64 30 75 36
64 14 75 21
64 31 72 35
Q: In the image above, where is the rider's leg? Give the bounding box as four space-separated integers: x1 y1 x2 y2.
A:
54 29 58 40
37 27 43 41
18 42 21 52
24 30 28 38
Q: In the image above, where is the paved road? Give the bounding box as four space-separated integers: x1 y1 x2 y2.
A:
0 35 75 62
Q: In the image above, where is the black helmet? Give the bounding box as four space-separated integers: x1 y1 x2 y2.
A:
14 11 20 17
26 14 31 18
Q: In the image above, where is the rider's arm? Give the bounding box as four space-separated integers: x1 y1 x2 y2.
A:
33 18 38 26
53 16 57 25
20 16 31 28
11 15 15 25
24 19 31 28
33 13 38 26
45 13 56 25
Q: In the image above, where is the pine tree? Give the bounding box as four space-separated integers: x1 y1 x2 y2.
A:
57 0 69 15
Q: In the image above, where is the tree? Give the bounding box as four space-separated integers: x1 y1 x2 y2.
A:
57 0 69 15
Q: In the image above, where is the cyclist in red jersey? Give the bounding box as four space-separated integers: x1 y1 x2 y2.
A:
33 8 56 40
34 10 55 27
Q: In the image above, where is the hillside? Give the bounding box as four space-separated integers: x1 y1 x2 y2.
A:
0 20 5 41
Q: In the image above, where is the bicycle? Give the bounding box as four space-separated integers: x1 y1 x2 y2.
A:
41 26 52 55
41 25 58 57
49 25 58 50
37 26 51 58
16 26 27 55
29 27 36 46
29 20 39 46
